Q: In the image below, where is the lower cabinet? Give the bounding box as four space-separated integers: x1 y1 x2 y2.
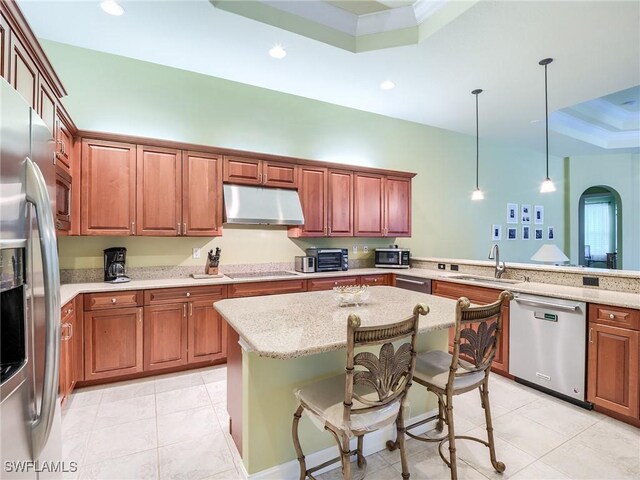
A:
587 304 639 420
188 300 226 363
84 306 144 380
60 296 83 403
144 303 188 371
432 280 510 376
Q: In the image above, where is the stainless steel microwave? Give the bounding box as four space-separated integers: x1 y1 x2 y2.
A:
375 248 410 268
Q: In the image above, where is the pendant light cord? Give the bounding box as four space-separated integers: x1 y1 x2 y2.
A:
544 62 549 179
476 92 480 189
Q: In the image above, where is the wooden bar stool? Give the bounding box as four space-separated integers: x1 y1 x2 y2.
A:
292 304 429 479
387 291 513 480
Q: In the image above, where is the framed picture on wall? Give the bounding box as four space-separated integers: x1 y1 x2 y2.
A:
521 204 531 224
507 227 517 240
491 224 502 241
522 225 530 240
535 227 543 240
534 205 544 225
507 203 518 224
548 226 555 240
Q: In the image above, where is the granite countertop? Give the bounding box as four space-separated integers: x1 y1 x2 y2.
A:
214 286 456 359
60 267 640 309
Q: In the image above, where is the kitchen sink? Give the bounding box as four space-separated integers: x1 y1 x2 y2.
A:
449 275 523 285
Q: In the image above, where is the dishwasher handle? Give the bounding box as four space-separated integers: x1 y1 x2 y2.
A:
396 277 428 286
514 297 581 312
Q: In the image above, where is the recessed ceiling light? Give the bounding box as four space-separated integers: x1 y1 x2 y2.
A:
100 0 124 16
379 80 396 90
269 45 287 59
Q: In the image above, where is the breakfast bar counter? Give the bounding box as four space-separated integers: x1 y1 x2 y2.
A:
214 286 461 477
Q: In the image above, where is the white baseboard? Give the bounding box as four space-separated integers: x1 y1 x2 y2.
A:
241 409 438 480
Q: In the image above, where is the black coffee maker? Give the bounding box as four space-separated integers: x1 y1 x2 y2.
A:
104 247 130 283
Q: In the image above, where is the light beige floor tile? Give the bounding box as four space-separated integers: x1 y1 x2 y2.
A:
452 393 510 428
156 384 210 415
485 380 540 412
214 405 230 430
376 436 437 465
157 405 219 446
391 448 488 480
205 380 227 406
509 460 570 480
491 411 570 458
155 371 204 393
541 438 637 479
571 417 640 476
62 431 89 479
158 433 235 480
100 379 156 404
93 394 156 429
78 449 158 480
67 388 104 408
315 453 388 480
84 418 158 465
453 427 535 479
202 468 241 480
201 366 227 384
62 404 99 436
517 396 600 436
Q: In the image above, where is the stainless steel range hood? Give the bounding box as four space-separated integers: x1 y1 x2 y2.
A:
223 184 305 225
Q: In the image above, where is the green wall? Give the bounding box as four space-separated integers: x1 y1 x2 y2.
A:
42 40 567 269
568 153 640 270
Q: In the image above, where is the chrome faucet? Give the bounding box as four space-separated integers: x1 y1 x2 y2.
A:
488 244 506 278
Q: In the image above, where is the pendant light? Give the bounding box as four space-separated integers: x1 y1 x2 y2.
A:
471 88 484 200
539 57 556 193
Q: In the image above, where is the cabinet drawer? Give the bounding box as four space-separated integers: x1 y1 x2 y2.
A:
360 274 389 286
228 280 307 298
61 299 75 321
145 285 227 305
308 276 360 292
589 304 639 330
84 290 143 311
432 280 507 306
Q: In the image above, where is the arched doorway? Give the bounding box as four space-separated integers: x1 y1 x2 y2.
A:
578 186 622 269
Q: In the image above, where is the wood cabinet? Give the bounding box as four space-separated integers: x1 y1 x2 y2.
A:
223 156 297 188
432 280 511 376
55 113 73 175
37 78 55 134
81 139 137 236
59 300 73 403
84 290 144 311
354 173 411 237
188 299 227 363
55 168 71 233
0 13 8 79
84 306 144 380
587 304 639 419
136 145 182 236
9 33 37 109
182 151 223 236
327 169 353 236
307 276 360 292
228 279 307 298
144 303 188 370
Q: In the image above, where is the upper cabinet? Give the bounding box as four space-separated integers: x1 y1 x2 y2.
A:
327 170 354 237
0 13 9 79
183 151 223 236
136 145 182 236
80 139 224 237
9 33 37 109
81 139 137 236
223 156 298 188
37 77 55 133
354 173 411 237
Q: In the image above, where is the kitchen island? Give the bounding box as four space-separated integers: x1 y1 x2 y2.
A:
214 286 461 477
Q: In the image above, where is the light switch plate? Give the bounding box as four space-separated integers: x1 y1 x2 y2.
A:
352 245 358 254
192 248 201 259
363 246 369 253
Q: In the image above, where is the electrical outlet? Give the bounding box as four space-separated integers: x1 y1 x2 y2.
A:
192 248 201 259
352 245 358 254
583 276 599 287
450 264 459 271
438 263 446 270
363 246 369 253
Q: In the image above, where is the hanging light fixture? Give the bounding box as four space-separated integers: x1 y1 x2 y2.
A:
539 57 556 193
471 88 484 200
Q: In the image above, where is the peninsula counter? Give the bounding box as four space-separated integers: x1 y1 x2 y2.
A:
214 286 463 477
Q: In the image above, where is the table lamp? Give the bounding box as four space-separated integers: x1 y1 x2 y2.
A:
530 244 569 265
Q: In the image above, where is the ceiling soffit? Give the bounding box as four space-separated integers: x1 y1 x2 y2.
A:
211 0 478 52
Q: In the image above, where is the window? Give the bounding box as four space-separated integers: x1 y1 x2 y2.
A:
584 195 615 259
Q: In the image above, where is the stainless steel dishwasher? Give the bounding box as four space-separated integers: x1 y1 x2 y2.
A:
395 274 431 294
509 293 589 407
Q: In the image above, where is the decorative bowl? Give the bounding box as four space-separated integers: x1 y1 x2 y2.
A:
332 285 370 307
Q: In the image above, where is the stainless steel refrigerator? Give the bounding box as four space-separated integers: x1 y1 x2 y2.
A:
1 78 62 478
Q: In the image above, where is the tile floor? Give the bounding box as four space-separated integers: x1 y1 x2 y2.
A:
62 367 640 480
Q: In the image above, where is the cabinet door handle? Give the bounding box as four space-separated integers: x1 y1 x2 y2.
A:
177 223 181 235
111 298 117 304
189 303 193 316
263 174 267 184
183 223 187 235
131 222 136 235
183 304 187 318
589 327 593 343
258 173 263 184
609 313 615 320
328 227 331 235
186 292 191 297
67 322 73 339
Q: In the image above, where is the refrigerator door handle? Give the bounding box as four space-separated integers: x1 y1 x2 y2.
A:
25 156 61 459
